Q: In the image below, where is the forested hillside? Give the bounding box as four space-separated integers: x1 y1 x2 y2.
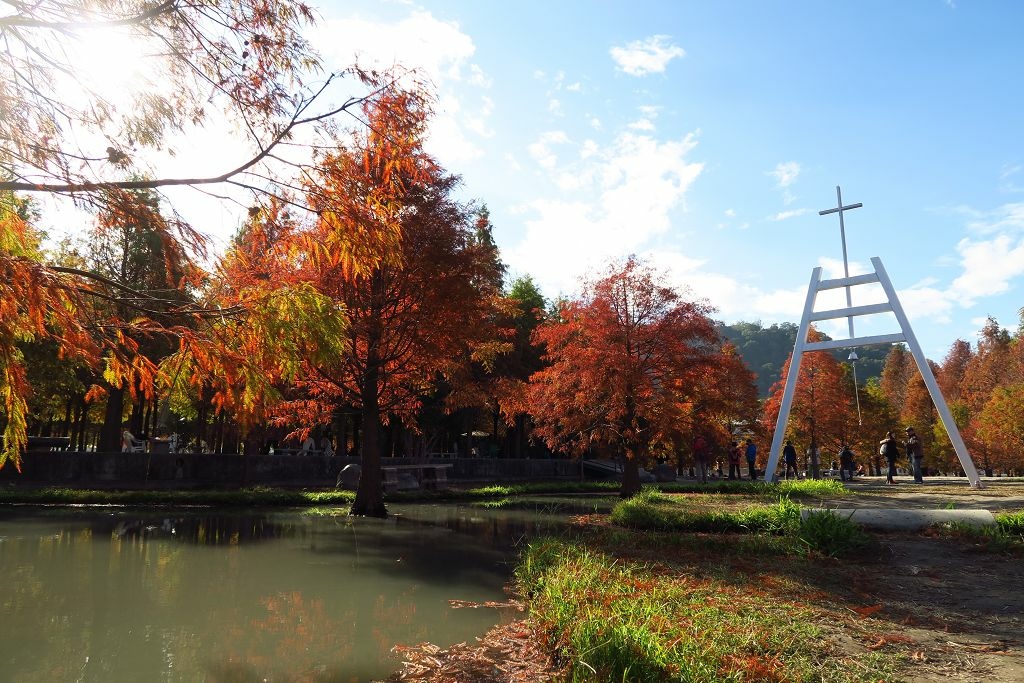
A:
719 321 887 397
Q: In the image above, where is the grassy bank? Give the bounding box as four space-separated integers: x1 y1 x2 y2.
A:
0 477 850 506
514 535 898 682
611 488 870 557
0 486 356 506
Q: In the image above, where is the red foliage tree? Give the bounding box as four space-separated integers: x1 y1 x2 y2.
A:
528 256 757 497
762 328 855 470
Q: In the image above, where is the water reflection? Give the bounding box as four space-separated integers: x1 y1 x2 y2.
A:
0 504 570 682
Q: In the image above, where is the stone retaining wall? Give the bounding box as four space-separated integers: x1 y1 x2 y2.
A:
0 452 582 486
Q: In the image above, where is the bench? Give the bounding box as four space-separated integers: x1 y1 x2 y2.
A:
26 436 72 451
381 464 453 492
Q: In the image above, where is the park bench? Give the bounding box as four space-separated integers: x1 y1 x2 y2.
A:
381 464 452 493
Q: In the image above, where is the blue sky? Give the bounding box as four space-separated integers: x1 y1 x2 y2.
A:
301 0 1024 360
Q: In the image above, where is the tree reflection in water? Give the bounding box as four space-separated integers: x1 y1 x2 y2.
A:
0 504 571 682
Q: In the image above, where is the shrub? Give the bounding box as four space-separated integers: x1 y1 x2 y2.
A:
798 510 870 557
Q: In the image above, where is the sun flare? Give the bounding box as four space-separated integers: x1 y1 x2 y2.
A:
66 25 162 99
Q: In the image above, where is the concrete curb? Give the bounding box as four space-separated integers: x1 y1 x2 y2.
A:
802 508 996 531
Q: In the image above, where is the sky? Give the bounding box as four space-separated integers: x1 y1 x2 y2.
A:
49 0 1024 361
298 0 1024 361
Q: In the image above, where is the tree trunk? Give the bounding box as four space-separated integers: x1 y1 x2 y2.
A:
621 453 642 498
98 384 125 452
351 292 387 517
351 398 386 517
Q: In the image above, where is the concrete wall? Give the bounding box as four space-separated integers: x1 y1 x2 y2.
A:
0 452 581 486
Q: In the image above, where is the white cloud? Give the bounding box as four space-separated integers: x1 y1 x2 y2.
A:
610 35 685 76
506 130 703 294
950 234 1024 304
725 209 736 217
566 82 582 92
313 10 492 165
895 285 956 324
964 202 1024 234
628 118 656 131
589 117 603 130
768 161 801 188
527 130 570 169
548 98 563 115
770 208 811 221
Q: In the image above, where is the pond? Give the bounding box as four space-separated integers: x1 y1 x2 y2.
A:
0 503 574 682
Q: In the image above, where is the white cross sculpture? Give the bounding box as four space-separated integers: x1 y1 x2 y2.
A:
762 187 984 488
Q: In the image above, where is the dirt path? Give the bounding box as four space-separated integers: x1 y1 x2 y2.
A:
822 477 1024 511
858 534 1024 682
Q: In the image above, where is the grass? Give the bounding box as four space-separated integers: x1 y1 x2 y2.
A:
659 477 849 498
514 537 899 682
0 486 356 507
610 488 871 557
797 510 871 557
929 510 1024 553
0 477 849 507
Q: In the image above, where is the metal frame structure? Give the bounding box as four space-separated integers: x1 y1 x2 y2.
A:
763 256 984 488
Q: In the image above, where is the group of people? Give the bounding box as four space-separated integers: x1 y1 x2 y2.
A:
692 435 759 483
879 426 924 484
693 426 926 484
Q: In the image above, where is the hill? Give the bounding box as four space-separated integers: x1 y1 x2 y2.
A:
718 321 888 397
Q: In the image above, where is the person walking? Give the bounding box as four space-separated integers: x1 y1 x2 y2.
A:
782 440 800 480
727 441 742 480
879 431 900 484
838 443 855 482
905 427 924 484
745 438 758 480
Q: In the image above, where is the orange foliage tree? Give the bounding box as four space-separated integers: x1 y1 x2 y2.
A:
0 0 418 467
242 86 505 516
528 256 757 497
762 328 855 469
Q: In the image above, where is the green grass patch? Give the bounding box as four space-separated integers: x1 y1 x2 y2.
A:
933 515 1024 554
0 486 355 507
611 488 801 535
515 537 897 682
660 478 849 498
797 510 871 557
611 489 872 558
996 510 1024 535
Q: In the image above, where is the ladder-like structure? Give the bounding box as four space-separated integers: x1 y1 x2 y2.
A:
763 256 983 488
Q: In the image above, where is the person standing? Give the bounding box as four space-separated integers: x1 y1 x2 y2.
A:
807 445 821 479
879 431 900 484
905 427 924 484
838 443 855 482
745 438 758 480
782 440 800 480
727 441 742 480
693 434 710 484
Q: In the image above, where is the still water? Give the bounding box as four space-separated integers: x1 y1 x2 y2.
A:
0 503 568 682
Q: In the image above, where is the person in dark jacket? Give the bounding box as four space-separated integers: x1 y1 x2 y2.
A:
782 440 800 480
745 438 758 480
905 426 924 484
838 443 856 482
879 431 900 484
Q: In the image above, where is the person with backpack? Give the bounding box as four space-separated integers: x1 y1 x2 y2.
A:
879 431 900 484
727 441 742 480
